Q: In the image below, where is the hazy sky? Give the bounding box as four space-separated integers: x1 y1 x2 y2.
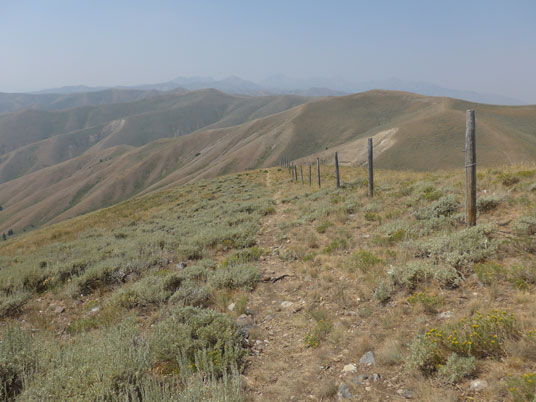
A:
1 0 535 102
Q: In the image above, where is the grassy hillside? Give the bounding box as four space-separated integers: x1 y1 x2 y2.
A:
2 164 536 401
1 90 535 235
0 170 273 400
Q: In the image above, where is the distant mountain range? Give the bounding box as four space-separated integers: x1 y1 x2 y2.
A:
18 75 527 106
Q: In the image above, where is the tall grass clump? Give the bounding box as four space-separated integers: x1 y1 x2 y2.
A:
0 326 38 400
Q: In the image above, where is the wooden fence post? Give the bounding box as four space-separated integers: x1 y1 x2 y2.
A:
465 110 477 226
300 164 304 184
335 152 340 188
368 138 374 197
294 165 298 182
309 162 312 186
317 158 321 188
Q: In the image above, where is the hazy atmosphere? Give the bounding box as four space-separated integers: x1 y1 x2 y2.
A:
1 0 535 103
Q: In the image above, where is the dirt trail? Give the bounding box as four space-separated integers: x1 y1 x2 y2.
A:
244 170 317 400
243 170 413 401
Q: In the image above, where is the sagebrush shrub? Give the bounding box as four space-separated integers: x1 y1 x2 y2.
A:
372 281 393 304
414 194 459 220
170 281 211 307
150 306 245 375
438 353 475 384
387 261 460 290
210 264 260 290
411 224 497 269
477 195 502 212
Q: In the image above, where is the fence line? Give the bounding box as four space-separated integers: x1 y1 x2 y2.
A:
280 111 477 221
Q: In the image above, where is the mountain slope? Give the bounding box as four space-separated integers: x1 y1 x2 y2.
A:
0 90 310 182
1 90 535 234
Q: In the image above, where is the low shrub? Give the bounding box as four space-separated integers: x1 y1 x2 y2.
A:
513 216 536 236
507 371 536 402
372 281 393 304
303 308 333 348
342 200 361 214
75 258 145 296
437 353 475 385
0 326 38 400
0 291 31 319
114 273 181 309
508 263 536 289
374 221 413 246
474 262 505 285
414 195 459 220
412 181 442 201
407 292 442 314
150 306 245 375
474 261 536 289
364 212 382 223
351 250 382 272
388 261 433 291
221 247 263 268
179 262 214 282
477 195 502 212
411 224 498 269
20 319 154 400
387 261 460 291
304 320 333 348
210 264 260 290
324 238 349 254
512 216 536 252
408 311 519 375
170 281 211 307
499 173 520 187
315 222 333 233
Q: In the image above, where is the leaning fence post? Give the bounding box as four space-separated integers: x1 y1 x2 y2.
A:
317 157 321 188
368 138 374 197
294 165 298 182
309 162 312 186
300 164 304 184
335 152 340 188
465 110 477 226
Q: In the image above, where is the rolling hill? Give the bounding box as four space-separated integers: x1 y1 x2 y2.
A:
0 89 310 181
0 89 535 235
